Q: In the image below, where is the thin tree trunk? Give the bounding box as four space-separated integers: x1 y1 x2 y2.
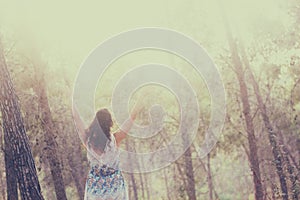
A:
218 3 265 198
207 153 213 200
225 33 264 200
62 75 86 200
125 139 138 200
32 66 67 200
180 103 196 200
184 146 196 200
260 158 269 200
297 139 300 168
239 41 289 200
67 147 85 200
144 175 150 200
278 130 299 199
0 40 44 200
198 156 220 200
68 156 85 200
218 5 265 197
233 49 264 200
137 156 145 200
39 91 68 200
140 155 150 200
157 126 189 195
68 121 87 200
286 155 299 200
163 168 171 200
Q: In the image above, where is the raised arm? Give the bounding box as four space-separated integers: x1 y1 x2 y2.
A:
114 99 144 147
72 105 88 147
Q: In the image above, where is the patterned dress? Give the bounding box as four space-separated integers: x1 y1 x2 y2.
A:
84 134 128 200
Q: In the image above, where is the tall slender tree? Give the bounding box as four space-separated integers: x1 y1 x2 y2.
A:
207 153 213 200
32 60 68 200
126 139 138 200
239 41 291 200
219 11 265 199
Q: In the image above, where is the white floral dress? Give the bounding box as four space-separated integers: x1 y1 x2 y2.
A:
84 134 128 200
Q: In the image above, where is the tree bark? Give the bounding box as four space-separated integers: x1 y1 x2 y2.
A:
4 137 18 200
1 117 17 200
0 40 44 200
0 124 7 200
0 168 6 200
278 131 299 200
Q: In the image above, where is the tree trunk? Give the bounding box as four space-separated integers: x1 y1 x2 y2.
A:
137 151 145 200
138 171 145 199
198 156 220 200
4 137 18 200
218 3 265 198
225 33 264 200
140 156 150 200
0 40 44 200
233 48 264 200
278 131 299 200
32 66 68 200
159 128 188 192
125 139 138 200
230 39 264 199
297 138 300 175
62 74 86 200
67 148 85 200
1 118 17 200
163 168 171 200
0 168 6 200
184 146 197 200
217 1 265 199
239 41 289 200
0 123 8 200
207 153 213 200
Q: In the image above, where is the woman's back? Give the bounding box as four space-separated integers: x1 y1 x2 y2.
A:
84 134 128 200
87 134 120 170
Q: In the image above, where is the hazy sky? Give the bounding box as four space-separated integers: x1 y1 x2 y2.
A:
0 0 285 60
0 0 291 75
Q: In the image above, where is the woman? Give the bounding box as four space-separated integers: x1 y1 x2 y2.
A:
73 102 143 200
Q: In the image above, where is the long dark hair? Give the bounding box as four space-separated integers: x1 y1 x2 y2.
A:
86 108 113 152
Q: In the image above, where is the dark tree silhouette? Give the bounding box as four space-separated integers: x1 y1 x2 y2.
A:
0 40 44 200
